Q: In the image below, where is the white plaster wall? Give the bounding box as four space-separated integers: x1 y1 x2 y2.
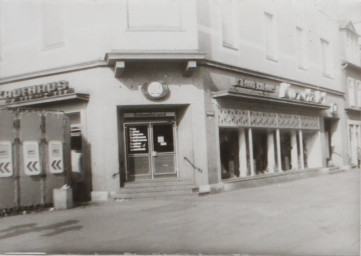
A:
197 0 343 92
0 0 198 77
0 65 209 192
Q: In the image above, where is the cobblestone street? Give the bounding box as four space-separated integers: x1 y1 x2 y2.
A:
0 169 359 255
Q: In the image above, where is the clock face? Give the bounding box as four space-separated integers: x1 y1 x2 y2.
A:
142 81 169 100
147 82 164 97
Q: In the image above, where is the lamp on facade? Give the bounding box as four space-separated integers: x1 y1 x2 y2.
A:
331 103 338 114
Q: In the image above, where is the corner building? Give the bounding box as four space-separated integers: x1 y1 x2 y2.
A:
0 0 352 200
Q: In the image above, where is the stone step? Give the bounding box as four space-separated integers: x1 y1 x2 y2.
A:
123 179 194 188
328 166 345 174
120 184 196 193
112 189 197 200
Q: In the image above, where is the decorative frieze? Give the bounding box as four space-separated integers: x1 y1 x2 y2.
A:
218 108 249 127
218 107 319 130
250 111 277 128
277 114 300 129
300 116 320 130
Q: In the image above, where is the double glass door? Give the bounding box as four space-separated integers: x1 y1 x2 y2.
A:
125 122 177 180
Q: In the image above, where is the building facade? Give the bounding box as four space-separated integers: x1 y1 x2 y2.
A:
0 0 359 200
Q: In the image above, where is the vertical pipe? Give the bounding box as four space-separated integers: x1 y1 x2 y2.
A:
276 129 282 172
13 111 21 208
40 113 46 205
248 128 255 176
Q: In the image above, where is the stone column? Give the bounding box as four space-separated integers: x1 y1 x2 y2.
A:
267 131 276 173
239 128 248 177
276 129 282 172
248 128 255 176
291 130 299 170
298 130 304 169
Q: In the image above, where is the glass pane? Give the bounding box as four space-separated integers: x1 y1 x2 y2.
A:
153 155 175 174
127 125 149 154
127 156 150 176
152 124 174 153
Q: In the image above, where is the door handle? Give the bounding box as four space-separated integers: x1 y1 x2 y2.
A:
152 151 158 157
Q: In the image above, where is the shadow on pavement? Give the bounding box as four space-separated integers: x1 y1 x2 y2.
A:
0 220 82 239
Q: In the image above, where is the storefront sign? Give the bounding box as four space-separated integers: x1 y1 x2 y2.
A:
233 78 276 93
142 81 169 100
0 80 74 104
124 112 176 118
279 83 326 104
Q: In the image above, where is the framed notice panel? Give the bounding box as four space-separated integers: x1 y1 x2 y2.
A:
0 141 13 177
23 141 41 176
48 141 64 174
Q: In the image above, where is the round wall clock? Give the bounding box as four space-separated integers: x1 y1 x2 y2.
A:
142 81 169 100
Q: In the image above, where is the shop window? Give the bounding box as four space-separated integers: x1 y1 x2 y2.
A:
42 1 64 49
65 112 82 174
264 12 277 61
296 26 307 69
219 128 239 179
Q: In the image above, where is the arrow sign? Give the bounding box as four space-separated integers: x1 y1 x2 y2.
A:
23 141 41 176
0 141 13 177
3 162 10 173
49 141 64 174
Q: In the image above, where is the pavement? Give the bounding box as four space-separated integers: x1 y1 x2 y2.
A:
0 168 359 256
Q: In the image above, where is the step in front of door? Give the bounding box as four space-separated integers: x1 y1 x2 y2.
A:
113 179 198 199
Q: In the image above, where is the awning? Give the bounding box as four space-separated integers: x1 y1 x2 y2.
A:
212 90 330 110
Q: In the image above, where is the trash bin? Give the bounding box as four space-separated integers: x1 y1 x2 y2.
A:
53 185 73 210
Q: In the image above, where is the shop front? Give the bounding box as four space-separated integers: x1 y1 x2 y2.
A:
210 74 330 182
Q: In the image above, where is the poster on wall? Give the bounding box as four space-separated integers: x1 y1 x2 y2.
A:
127 126 148 153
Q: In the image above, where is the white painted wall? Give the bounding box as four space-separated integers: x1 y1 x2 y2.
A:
0 0 198 78
196 0 343 92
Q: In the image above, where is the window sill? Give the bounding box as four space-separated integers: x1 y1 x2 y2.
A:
322 73 333 79
266 55 278 62
298 66 308 71
222 43 238 51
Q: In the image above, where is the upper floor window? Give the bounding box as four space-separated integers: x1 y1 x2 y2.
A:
348 77 356 107
221 0 236 48
264 12 277 61
321 38 332 77
346 31 358 51
42 1 64 49
357 80 361 108
296 26 307 69
126 0 181 30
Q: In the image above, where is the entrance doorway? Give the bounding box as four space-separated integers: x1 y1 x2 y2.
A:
124 122 177 180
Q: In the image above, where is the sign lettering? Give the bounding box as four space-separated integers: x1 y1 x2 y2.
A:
0 80 74 104
234 78 276 93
